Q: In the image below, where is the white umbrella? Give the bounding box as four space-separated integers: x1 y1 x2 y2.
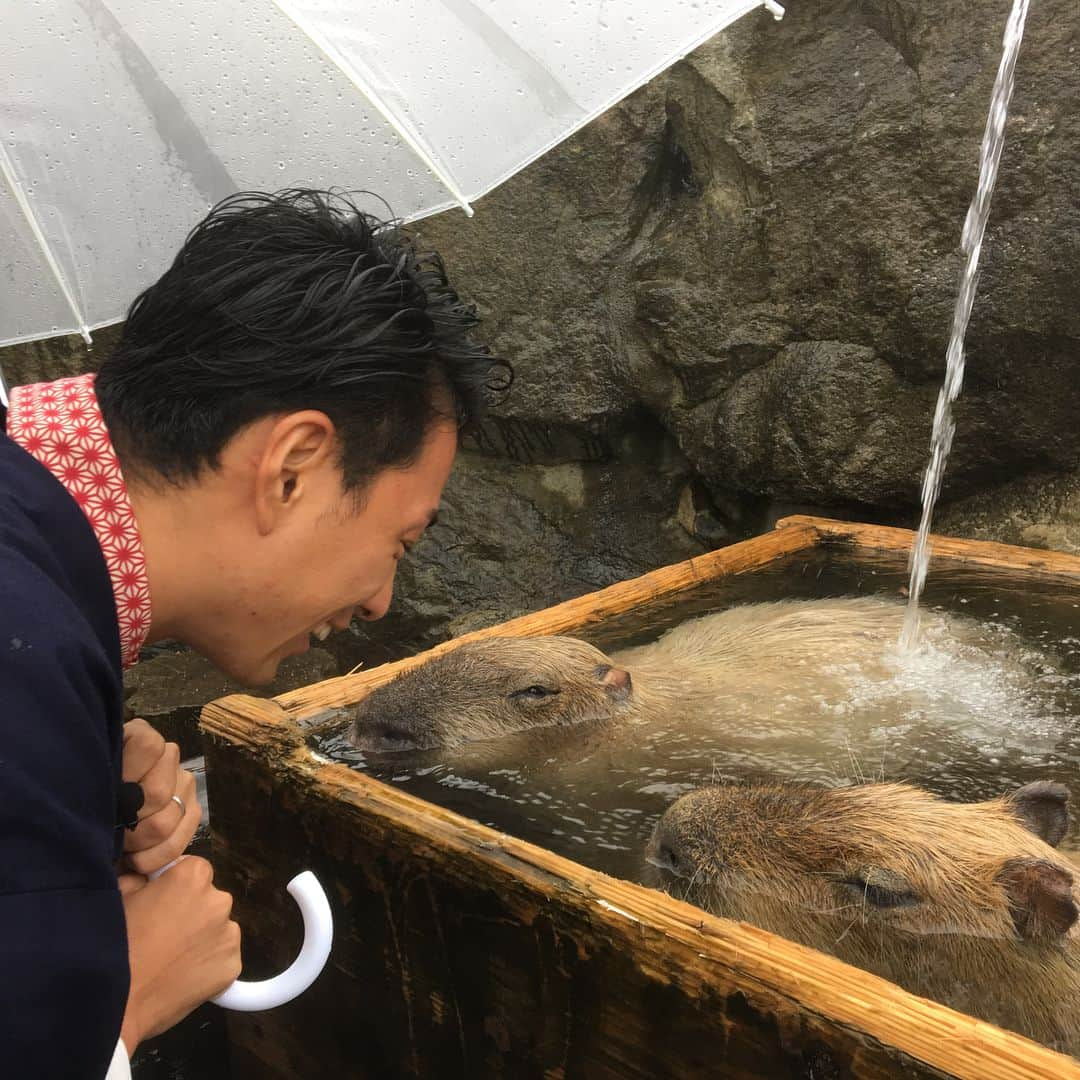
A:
0 0 783 350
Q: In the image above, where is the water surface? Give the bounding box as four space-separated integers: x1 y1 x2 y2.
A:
318 550 1080 884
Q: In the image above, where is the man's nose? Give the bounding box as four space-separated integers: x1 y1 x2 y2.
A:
355 579 394 622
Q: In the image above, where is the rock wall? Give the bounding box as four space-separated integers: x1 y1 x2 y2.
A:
418 0 1080 509
937 470 1080 554
0 323 122 387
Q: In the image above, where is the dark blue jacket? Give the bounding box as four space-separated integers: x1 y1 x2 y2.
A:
0 423 129 1078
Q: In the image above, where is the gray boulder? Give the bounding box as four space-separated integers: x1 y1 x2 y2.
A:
936 471 1080 555
420 0 1080 508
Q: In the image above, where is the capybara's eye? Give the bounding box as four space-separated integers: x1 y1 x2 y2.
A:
509 684 559 701
372 726 415 751
840 877 921 909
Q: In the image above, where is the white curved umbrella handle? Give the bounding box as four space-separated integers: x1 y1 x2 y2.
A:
148 862 333 1012
212 870 333 1011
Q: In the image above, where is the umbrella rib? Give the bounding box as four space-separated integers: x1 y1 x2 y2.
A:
0 141 93 346
270 0 475 218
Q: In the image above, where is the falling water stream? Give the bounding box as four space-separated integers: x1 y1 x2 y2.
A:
901 0 1032 649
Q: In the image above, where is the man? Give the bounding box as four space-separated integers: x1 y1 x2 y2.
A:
0 189 509 1078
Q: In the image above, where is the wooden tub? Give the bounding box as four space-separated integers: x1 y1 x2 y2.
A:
201 516 1080 1079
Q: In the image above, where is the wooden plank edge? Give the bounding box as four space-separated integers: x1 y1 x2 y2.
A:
286 752 1080 1080
776 516 1080 578
273 520 822 719
201 692 299 747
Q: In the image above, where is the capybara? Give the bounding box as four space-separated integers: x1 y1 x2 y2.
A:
348 596 976 751
647 779 1080 1052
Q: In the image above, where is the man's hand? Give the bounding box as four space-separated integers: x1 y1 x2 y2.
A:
121 719 200 876
118 858 241 1053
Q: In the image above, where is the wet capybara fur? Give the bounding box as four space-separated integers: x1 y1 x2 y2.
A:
648 780 1080 1052
349 596 952 751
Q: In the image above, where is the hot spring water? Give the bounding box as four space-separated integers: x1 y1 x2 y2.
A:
902 0 1032 648
320 551 1080 884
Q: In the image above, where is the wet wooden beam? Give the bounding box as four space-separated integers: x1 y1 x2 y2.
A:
776 515 1080 580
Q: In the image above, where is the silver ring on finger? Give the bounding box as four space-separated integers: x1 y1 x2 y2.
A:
170 793 187 817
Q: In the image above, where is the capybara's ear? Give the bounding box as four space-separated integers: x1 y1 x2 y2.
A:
1006 781 1070 847
996 857 1078 940
597 665 632 702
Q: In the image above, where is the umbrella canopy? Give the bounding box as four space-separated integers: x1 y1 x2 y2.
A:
1 0 782 348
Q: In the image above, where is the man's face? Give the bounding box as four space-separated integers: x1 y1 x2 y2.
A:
197 421 457 685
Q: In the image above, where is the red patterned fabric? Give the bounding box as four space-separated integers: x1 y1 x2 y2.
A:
8 374 151 669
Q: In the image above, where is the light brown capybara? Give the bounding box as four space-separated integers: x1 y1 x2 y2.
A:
647 779 1080 1053
348 596 970 751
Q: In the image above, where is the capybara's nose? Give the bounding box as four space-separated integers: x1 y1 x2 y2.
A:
646 827 685 879
595 663 632 699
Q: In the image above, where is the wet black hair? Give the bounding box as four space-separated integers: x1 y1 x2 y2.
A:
96 188 510 492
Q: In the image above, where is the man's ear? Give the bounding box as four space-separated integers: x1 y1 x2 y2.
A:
253 411 337 535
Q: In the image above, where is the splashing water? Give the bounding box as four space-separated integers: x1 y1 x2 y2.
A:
901 0 1032 650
